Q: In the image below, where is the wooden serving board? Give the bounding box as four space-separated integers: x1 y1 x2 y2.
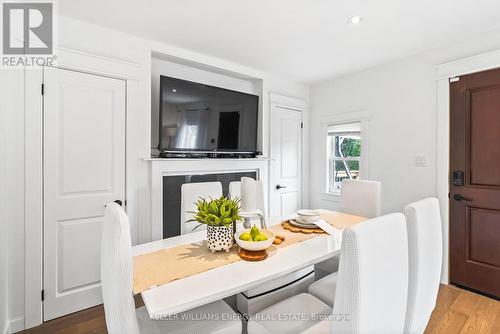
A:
238 248 268 261
281 221 326 234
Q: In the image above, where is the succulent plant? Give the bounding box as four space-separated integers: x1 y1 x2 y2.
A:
187 195 241 229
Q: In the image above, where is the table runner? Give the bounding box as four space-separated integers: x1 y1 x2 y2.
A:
319 211 367 229
133 211 366 294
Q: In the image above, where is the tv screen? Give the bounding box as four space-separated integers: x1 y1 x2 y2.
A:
159 76 259 153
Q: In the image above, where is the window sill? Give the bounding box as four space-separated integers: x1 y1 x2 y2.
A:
320 192 341 202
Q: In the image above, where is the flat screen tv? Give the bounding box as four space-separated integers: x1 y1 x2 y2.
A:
159 75 259 154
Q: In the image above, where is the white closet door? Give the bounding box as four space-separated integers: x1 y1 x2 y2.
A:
269 106 302 218
43 67 125 320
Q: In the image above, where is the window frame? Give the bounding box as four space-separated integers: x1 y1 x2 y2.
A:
319 111 370 202
327 127 362 194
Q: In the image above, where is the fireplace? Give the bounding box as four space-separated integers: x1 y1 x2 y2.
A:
149 158 269 241
162 171 257 238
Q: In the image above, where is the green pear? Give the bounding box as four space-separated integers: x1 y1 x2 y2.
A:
254 234 268 242
250 225 260 240
239 232 253 241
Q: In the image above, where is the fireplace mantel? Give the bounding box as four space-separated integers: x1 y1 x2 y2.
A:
148 158 269 240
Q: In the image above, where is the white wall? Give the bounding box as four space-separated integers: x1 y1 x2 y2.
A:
0 230 7 334
0 191 8 334
0 70 11 334
310 58 437 212
1 68 25 333
5 15 308 330
0 218 7 334
0 240 7 334
309 28 500 214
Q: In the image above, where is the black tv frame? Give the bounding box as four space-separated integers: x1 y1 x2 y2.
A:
158 75 259 156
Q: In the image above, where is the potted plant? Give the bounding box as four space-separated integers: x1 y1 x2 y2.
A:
187 196 242 253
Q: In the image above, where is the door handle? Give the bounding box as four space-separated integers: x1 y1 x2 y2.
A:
453 194 472 202
276 184 287 190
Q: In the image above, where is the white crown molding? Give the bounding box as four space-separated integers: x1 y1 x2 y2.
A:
435 48 500 79
269 93 307 111
57 45 142 68
53 46 143 81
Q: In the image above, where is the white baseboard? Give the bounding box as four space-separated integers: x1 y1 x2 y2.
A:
7 318 24 334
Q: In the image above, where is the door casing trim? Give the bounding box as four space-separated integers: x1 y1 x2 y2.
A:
24 46 137 329
436 48 500 285
269 93 309 217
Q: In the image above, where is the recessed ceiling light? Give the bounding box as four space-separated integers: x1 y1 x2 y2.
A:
348 16 362 24
172 89 177 93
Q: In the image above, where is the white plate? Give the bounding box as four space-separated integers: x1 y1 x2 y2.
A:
289 219 318 229
296 209 321 223
294 217 317 225
296 209 321 216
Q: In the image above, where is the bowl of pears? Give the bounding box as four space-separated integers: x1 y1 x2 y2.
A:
234 225 275 251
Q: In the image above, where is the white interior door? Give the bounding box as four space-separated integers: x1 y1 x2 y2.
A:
43 67 126 320
269 106 302 218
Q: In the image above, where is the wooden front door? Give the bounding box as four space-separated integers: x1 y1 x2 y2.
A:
450 67 500 299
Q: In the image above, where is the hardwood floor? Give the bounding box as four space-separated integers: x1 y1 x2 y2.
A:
18 296 144 334
424 285 500 334
18 285 500 334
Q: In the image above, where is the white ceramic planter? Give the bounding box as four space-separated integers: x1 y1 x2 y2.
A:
207 223 235 253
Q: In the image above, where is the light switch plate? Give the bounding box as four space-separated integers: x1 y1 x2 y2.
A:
414 156 427 167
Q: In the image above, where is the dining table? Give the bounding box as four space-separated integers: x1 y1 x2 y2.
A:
132 210 366 319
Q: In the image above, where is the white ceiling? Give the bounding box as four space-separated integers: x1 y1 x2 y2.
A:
59 0 500 83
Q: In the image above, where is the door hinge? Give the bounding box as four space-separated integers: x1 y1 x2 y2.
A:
41 290 45 301
300 122 303 129
41 83 44 95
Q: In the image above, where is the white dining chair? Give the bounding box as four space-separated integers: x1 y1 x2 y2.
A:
101 202 242 334
339 179 382 218
181 182 222 235
307 272 338 307
229 179 266 216
228 181 241 200
312 179 382 296
404 198 442 334
247 213 409 334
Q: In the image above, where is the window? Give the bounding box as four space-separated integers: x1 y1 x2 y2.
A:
179 123 199 149
327 122 361 193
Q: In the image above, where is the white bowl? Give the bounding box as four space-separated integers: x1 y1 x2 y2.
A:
234 229 275 251
294 217 317 225
296 209 321 223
